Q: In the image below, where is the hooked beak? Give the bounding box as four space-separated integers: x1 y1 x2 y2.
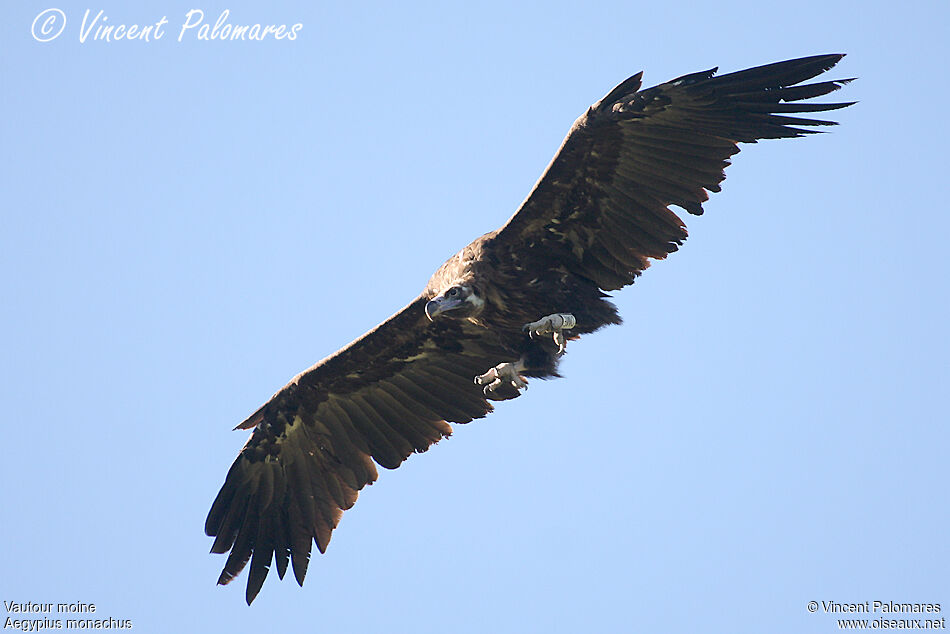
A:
425 295 462 321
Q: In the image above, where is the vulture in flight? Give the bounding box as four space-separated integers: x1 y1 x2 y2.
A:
207 54 853 603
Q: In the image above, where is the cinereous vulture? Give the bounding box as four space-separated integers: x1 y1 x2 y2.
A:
206 54 853 603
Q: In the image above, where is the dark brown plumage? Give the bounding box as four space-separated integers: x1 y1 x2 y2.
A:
206 54 853 603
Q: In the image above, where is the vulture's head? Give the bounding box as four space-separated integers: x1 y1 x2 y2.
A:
425 285 485 320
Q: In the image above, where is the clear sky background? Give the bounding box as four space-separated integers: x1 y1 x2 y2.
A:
2 1 947 632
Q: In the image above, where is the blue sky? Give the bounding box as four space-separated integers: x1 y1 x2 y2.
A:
2 1 948 632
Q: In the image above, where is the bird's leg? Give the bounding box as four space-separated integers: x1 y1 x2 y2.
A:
474 313 576 400
475 358 528 401
522 313 576 355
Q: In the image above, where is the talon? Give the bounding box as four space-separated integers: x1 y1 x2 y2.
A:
553 332 567 355
474 367 497 386
475 360 528 400
522 313 576 355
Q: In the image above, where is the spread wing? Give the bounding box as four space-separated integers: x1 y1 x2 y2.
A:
493 54 853 290
205 296 509 603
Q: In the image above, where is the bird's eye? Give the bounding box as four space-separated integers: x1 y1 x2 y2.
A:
447 287 460 297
